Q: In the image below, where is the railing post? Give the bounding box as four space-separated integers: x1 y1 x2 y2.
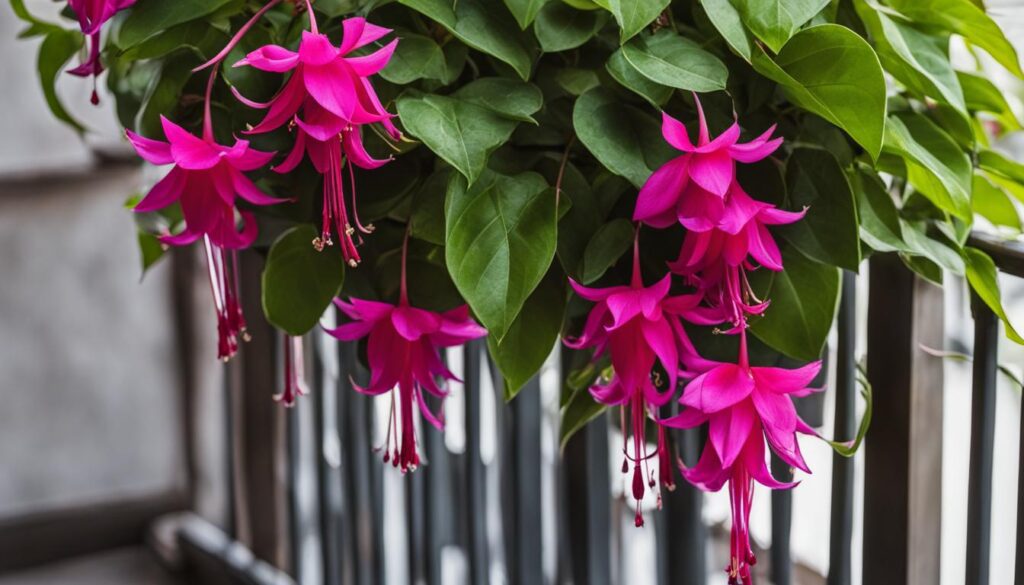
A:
863 254 944 585
507 375 544 585
463 339 490 585
657 412 706 585
828 270 857 585
966 293 999 585
565 411 612 585
771 455 794 585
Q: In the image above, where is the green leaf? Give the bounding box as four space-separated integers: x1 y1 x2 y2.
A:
882 113 972 219
752 24 887 159
396 94 518 185
118 0 235 48
884 0 1023 78
445 170 557 340
973 173 1021 231
964 247 1024 344
900 220 965 275
959 71 1021 130
560 385 605 449
827 367 873 457
779 148 861 270
750 245 840 361
411 170 452 246
37 29 85 134
9 0 61 37
137 57 194 137
573 87 673 187
454 78 544 123
262 225 346 336
853 170 905 252
580 219 634 283
534 3 606 52
854 0 965 113
620 29 728 92
397 0 534 79
978 148 1024 186
380 34 447 84
136 231 167 277
606 49 673 107
505 0 548 29
554 68 601 95
730 0 829 53
698 0 753 60
603 0 670 42
488 269 567 399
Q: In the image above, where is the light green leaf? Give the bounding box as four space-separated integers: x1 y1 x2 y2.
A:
959 71 1022 130
780 148 861 270
900 220 965 275
750 244 840 361
398 0 534 79
505 0 549 28
964 247 1024 344
580 219 634 283
262 225 346 336
882 113 972 219
118 0 235 48
973 173 1021 231
573 86 674 187
445 170 557 340
396 94 518 185
380 34 447 84
37 29 85 134
454 78 544 123
606 49 673 107
978 149 1024 187
730 0 830 53
620 29 728 92
534 3 606 52
488 269 566 399
604 0 670 42
752 24 887 159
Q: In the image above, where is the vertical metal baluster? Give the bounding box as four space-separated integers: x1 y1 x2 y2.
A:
564 410 612 585
828 271 857 585
657 408 706 585
510 375 544 585
406 467 427 585
423 402 453 585
313 329 344 585
464 339 489 585
967 293 999 585
770 455 793 585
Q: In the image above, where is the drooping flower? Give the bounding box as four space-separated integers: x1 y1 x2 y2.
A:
565 235 703 525
634 95 782 228
662 330 822 584
325 236 487 472
234 13 399 265
67 0 136 104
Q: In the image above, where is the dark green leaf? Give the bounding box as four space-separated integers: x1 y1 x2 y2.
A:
136 231 167 277
118 0 235 48
882 113 972 219
445 170 557 340
853 169 905 252
454 78 544 123
560 385 605 449
731 0 829 53
698 0 753 60
554 68 601 95
262 225 346 336
602 0 670 42
620 29 728 92
411 170 452 246
137 57 194 137
505 0 548 29
900 220 965 275
380 33 447 84
964 247 1024 344
534 3 606 52
37 29 85 134
606 49 673 107
580 218 634 283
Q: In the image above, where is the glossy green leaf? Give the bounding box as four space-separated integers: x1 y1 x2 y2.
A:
118 0 236 48
978 149 1024 187
959 71 1021 129
752 24 887 159
454 78 544 123
398 0 534 79
396 94 518 185
620 29 728 92
606 49 672 107
603 0 670 42
964 247 1024 344
37 29 85 134
573 87 674 187
580 218 634 283
900 220 965 275
560 385 605 449
750 245 840 361
780 148 861 270
853 170 905 252
884 0 1023 78
505 0 548 29
534 3 606 52
136 231 167 277
380 34 447 84
973 173 1021 231
730 0 829 53
411 170 452 246
488 269 566 399
698 0 753 60
882 113 972 219
445 170 557 340
262 225 346 336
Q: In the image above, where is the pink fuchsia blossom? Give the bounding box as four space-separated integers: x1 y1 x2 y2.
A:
234 14 399 265
662 331 822 584
633 95 782 227
325 237 487 472
67 0 136 104
565 237 704 525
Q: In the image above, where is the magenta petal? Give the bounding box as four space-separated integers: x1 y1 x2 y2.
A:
227 144 276 172
641 318 678 396
340 17 392 53
676 184 725 232
415 383 445 429
751 361 822 395
346 39 398 77
134 167 185 212
747 223 784 271
680 443 730 492
590 378 628 406
236 44 300 72
391 306 442 341
695 122 741 153
304 61 358 120
325 320 375 341
344 128 390 169
660 407 707 429
569 279 619 302
709 401 756 468
126 130 173 165
730 136 783 163
759 205 808 226
680 364 754 413
298 31 340 66
606 291 644 329
231 170 281 206
231 86 271 109
161 117 223 170
742 433 798 489
751 389 807 472
248 75 307 135
661 112 696 152
348 298 395 321
688 150 734 197
160 227 202 247
563 303 609 350
274 131 307 174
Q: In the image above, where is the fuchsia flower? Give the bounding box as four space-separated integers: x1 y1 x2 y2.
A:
234 12 399 265
565 238 703 526
634 96 782 227
662 331 822 585
67 0 136 104
325 238 487 472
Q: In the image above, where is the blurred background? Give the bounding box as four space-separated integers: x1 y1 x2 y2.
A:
1 1 1024 584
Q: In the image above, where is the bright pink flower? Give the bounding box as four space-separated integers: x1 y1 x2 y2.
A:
662 331 822 584
325 238 487 471
565 238 704 525
67 0 136 103
234 15 399 265
634 95 782 226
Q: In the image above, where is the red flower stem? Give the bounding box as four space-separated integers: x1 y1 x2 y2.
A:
193 0 285 73
303 0 318 34
202 66 218 142
630 224 642 288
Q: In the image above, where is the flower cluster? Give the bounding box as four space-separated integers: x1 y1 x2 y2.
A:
67 0 135 104
126 1 398 362
567 95 821 584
